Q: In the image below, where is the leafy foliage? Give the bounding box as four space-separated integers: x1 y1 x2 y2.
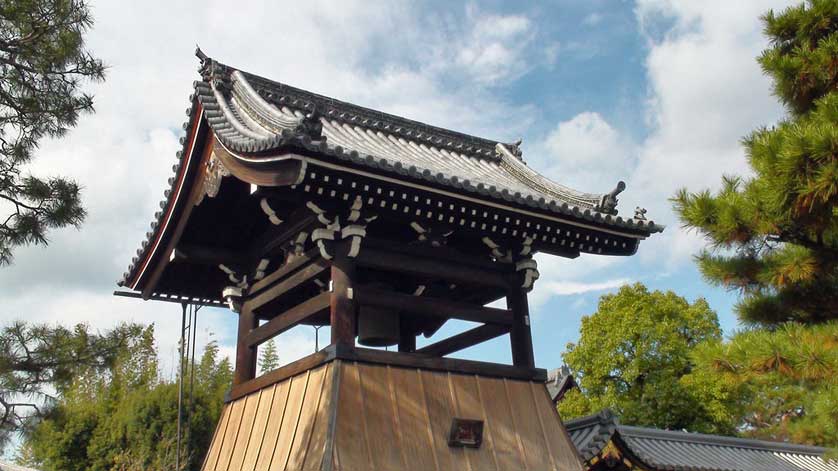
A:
672 0 838 325
559 283 729 433
0 0 105 265
686 322 838 447
21 327 232 471
0 321 140 451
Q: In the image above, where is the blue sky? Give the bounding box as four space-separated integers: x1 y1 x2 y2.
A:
0 0 797 377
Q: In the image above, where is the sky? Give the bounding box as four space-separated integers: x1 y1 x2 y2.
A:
0 0 799 377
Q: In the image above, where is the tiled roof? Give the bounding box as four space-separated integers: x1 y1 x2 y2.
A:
193 49 661 231
119 49 663 288
565 409 838 471
546 366 577 403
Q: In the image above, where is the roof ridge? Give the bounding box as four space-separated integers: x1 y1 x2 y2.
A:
616 425 829 455
196 51 520 162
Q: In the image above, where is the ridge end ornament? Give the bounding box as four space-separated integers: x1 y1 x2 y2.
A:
597 181 626 215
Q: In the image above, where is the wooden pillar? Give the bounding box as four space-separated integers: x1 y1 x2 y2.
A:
507 281 535 369
233 304 258 385
330 244 357 347
398 318 416 353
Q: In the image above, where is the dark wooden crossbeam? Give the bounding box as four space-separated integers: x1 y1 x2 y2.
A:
251 210 317 259
354 286 512 325
245 291 330 347
416 324 509 357
355 248 509 288
247 257 329 311
249 248 320 295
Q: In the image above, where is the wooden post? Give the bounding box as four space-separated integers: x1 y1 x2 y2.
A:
233 304 258 385
330 243 357 347
507 280 535 369
398 318 416 353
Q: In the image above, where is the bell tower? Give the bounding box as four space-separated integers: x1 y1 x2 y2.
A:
117 50 662 471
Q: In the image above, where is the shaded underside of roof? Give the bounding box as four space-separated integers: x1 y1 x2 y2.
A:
565 410 838 471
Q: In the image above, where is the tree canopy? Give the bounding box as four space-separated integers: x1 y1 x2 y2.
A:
20 326 232 471
672 0 838 325
559 283 729 433
0 321 140 452
0 0 105 265
686 322 838 447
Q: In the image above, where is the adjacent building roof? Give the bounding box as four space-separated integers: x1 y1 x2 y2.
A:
546 365 578 404
565 409 838 471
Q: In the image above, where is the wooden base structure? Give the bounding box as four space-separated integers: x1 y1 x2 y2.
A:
202 358 583 471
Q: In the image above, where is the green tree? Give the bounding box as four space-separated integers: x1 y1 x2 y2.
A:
0 0 105 265
22 327 232 471
258 339 279 373
0 321 140 452
672 0 838 325
686 322 838 447
559 283 729 433
671 1 838 447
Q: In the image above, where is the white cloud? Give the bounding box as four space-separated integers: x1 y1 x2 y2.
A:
583 12 603 26
626 0 796 268
454 7 536 84
541 111 633 193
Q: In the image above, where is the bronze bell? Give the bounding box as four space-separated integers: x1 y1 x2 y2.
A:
357 304 400 347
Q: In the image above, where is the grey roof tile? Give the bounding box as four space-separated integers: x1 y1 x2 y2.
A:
564 410 838 471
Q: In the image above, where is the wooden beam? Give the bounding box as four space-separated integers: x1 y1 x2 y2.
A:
246 258 329 311
228 345 336 401
249 248 320 295
251 211 317 260
364 237 505 272
212 137 306 187
355 248 509 288
330 246 357 346
245 292 330 347
233 304 258 386
354 286 513 325
338 345 547 382
416 324 509 357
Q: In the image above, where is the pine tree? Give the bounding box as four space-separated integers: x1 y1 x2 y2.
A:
0 0 105 265
258 339 279 373
672 0 838 325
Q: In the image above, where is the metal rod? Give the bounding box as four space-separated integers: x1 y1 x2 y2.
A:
186 304 199 448
176 302 187 471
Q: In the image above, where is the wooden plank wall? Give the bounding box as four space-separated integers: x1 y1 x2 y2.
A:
333 362 583 471
202 361 583 471
201 363 334 471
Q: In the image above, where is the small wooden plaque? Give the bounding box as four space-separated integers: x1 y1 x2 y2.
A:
447 418 484 448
